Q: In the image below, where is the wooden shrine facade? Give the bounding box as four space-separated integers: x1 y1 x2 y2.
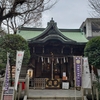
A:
18 18 88 89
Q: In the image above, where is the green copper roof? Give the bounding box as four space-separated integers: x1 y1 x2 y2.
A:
18 28 88 43
62 32 88 43
18 30 42 40
18 19 88 44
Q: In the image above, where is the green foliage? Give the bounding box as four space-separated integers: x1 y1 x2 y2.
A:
0 34 30 68
84 36 100 69
95 76 100 92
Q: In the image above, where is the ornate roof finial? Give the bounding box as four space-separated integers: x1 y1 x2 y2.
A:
50 17 54 23
51 17 53 20
47 17 57 26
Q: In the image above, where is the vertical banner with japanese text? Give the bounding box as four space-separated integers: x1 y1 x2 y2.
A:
1 53 14 100
74 56 82 87
82 57 91 88
15 51 24 90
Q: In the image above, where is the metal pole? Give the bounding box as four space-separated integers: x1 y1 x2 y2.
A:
51 52 54 80
51 60 53 79
91 65 94 100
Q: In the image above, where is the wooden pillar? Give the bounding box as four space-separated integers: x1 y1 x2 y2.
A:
69 57 74 87
51 52 54 79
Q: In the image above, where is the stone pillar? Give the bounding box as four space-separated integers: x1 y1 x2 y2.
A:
25 74 29 96
18 83 22 100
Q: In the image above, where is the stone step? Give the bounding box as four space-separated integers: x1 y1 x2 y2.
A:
27 97 82 100
20 69 26 73
28 89 83 100
19 66 27 78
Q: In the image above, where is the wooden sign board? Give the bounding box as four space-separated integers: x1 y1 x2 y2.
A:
45 78 60 89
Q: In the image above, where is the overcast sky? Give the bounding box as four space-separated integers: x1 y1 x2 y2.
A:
42 0 92 29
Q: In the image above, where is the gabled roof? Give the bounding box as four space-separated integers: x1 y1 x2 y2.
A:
18 18 88 44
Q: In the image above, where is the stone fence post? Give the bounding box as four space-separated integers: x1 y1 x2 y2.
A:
25 74 29 96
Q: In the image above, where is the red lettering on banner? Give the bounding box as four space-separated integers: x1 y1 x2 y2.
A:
18 54 22 56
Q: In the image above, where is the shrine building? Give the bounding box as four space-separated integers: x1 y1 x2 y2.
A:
18 18 88 89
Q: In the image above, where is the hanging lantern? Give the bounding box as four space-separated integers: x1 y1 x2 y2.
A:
27 69 33 78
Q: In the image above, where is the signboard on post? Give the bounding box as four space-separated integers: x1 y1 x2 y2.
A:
1 53 14 100
2 87 14 100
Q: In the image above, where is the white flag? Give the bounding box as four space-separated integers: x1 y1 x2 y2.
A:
15 51 24 90
82 57 91 88
48 57 50 63
57 58 59 63
63 57 66 63
41 56 43 62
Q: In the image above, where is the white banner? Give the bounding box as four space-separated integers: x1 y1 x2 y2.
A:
91 65 97 82
15 51 24 90
82 57 91 89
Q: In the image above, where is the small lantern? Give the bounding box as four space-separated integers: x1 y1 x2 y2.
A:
27 69 33 78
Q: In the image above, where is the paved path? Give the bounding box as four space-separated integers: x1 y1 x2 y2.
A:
28 89 83 98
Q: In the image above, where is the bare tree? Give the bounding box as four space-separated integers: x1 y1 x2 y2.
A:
88 0 100 17
88 0 100 31
0 0 57 34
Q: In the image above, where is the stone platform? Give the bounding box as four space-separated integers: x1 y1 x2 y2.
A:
28 89 83 100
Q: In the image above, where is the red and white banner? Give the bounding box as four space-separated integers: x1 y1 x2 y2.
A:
82 57 91 89
15 51 24 90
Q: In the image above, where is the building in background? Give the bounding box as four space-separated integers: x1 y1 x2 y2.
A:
80 18 100 40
